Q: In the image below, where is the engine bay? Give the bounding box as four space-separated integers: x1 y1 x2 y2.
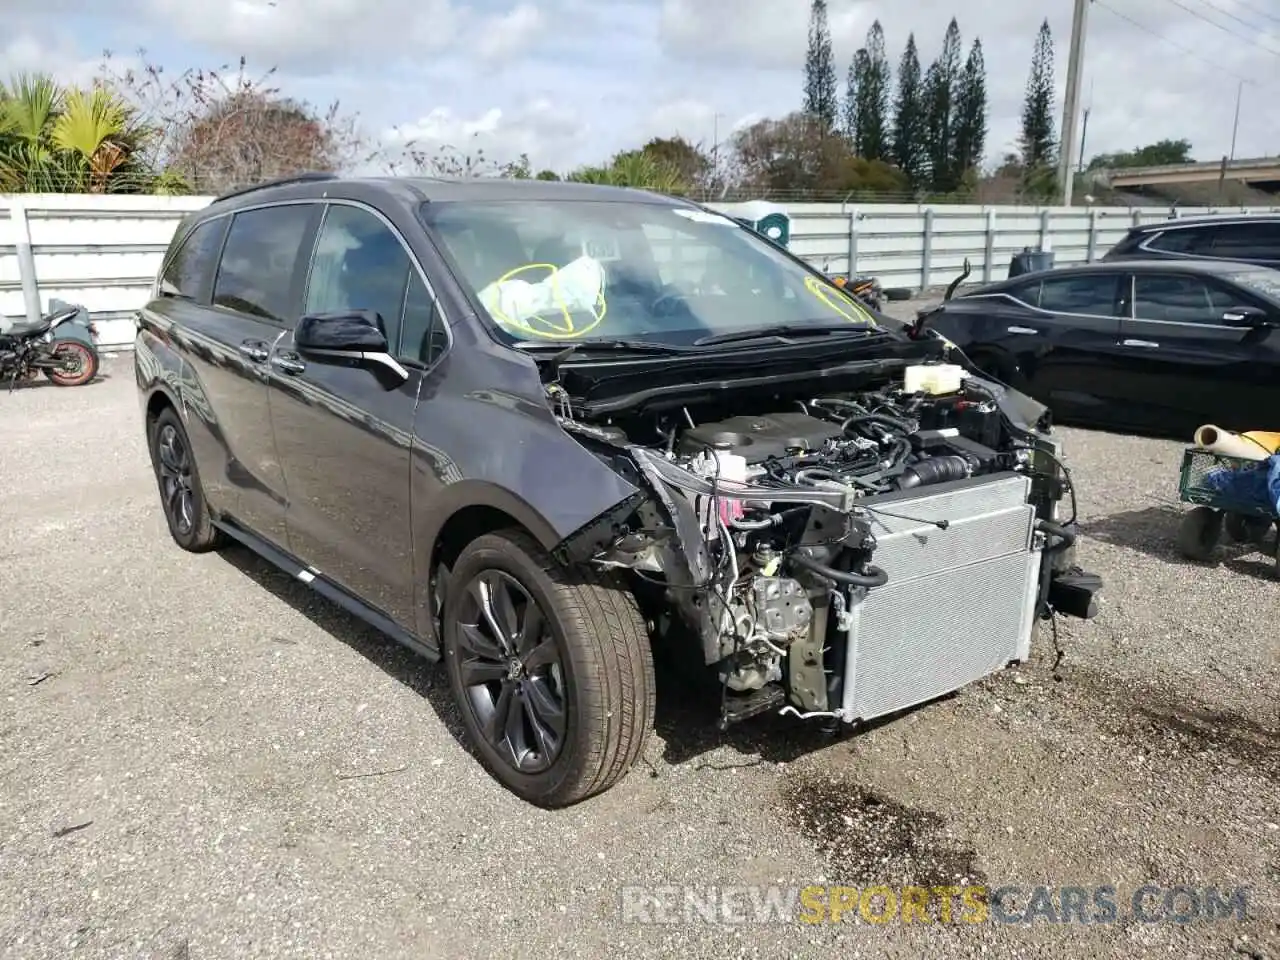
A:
550 360 1078 727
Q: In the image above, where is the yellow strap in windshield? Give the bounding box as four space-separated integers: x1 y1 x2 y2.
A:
804 275 878 326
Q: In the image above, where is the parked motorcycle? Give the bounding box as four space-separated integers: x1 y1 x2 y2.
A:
1 302 100 391
832 273 885 311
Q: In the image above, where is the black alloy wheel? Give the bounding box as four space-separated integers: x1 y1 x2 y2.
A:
453 569 567 774
441 528 655 807
148 406 225 553
157 422 196 537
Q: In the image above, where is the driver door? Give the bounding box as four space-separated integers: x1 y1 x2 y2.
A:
1115 270 1280 432
266 201 430 626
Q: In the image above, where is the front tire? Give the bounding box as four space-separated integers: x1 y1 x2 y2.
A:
147 406 226 553
1177 506 1223 562
442 529 655 807
45 340 99 386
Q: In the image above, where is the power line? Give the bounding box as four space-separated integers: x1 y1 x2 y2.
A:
1187 0 1280 37
1219 0 1280 28
1092 0 1260 85
1161 0 1280 60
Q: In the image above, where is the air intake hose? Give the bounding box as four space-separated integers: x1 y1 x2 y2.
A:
895 455 970 490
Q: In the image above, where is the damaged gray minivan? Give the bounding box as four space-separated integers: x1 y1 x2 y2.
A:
135 174 1102 807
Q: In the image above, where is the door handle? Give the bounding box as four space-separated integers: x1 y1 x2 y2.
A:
270 353 306 375
238 339 269 362
1121 338 1160 348
1007 326 1039 335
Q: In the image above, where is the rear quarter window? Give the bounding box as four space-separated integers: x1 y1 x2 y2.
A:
1144 227 1214 254
158 218 227 302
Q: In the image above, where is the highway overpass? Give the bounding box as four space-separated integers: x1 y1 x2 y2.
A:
1102 156 1280 190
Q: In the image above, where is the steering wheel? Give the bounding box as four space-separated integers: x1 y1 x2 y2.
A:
651 285 693 320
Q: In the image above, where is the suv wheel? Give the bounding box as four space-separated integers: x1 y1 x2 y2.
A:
148 407 226 553
442 529 654 807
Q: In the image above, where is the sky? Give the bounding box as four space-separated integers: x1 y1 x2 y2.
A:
2 0 1279 176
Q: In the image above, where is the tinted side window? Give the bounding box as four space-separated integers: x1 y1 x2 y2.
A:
212 204 315 322
1133 274 1216 323
400 271 447 364
1209 222 1280 260
305 205 415 355
1007 281 1042 307
1146 227 1213 255
160 218 226 301
1037 275 1118 316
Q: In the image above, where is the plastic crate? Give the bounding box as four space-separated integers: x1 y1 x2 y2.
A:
1177 447 1278 519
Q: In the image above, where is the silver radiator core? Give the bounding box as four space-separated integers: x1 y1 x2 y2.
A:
839 473 1041 722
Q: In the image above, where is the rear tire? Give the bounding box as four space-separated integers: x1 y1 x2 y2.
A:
1224 512 1271 545
147 406 226 553
45 340 99 386
1177 506 1223 562
442 528 655 807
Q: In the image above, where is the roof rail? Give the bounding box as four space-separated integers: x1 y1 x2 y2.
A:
213 171 339 203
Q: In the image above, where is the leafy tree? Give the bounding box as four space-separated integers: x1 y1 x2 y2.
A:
728 111 907 197
953 39 988 181
638 136 715 191
850 21 891 161
922 18 962 193
99 51 372 194
891 34 926 187
534 168 561 180
1019 19 1057 195
802 0 838 131
1088 138 1194 170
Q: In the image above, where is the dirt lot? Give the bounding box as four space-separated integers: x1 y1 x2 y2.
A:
2 336 1277 960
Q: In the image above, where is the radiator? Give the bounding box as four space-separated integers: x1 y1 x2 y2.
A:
839 472 1042 722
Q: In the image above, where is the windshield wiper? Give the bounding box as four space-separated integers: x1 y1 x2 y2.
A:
693 323 872 347
513 338 692 355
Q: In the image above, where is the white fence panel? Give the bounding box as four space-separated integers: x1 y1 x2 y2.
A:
3 192 1278 349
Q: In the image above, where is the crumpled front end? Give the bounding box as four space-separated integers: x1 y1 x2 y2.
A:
552 365 1102 728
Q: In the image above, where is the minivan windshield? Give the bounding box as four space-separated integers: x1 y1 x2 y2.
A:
418 199 880 347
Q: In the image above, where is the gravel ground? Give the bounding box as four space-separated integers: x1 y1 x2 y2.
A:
1 327 1277 960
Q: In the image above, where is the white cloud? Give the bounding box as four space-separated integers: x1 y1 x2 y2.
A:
476 4 544 63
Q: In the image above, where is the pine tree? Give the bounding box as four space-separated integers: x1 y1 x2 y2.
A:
891 33 926 186
803 0 838 130
923 18 962 193
1020 19 1057 173
843 50 864 143
852 20 891 161
953 38 988 181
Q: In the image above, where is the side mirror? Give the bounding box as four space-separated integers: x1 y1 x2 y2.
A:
1221 306 1273 328
294 309 409 382
296 309 388 352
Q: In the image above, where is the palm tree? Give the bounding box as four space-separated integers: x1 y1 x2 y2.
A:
0 71 147 192
51 87 131 192
566 151 687 195
0 72 63 191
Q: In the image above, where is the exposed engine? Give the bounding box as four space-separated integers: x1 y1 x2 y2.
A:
552 361 1084 730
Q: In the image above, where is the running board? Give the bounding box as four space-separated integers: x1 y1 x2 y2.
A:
212 519 440 662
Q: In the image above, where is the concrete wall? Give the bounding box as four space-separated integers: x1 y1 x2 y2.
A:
3 192 1278 349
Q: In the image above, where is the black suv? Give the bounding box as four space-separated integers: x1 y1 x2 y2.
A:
1102 213 1280 268
136 174 1100 806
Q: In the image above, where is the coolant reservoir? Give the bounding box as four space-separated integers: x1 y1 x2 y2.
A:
904 363 968 395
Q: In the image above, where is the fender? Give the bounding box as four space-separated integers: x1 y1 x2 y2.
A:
412 476 594 645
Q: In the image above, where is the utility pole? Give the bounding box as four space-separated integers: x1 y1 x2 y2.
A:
1229 81 1243 162
1078 108 1090 173
1058 0 1091 206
